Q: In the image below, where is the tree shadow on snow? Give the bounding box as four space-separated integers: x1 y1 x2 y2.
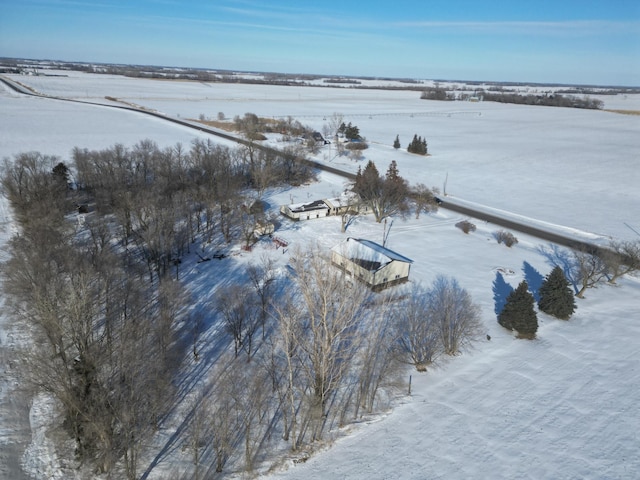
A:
523 261 544 303
537 244 580 294
493 271 514 315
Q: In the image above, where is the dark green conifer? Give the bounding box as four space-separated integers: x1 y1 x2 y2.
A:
498 280 538 339
538 266 576 320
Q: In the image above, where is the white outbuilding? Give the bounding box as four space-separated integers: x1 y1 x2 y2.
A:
331 237 413 291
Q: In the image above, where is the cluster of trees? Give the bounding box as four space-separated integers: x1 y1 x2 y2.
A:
396 277 482 371
353 160 440 224
541 242 640 300
478 91 604 109
407 135 428 155
1 152 189 478
497 266 576 339
70 139 312 279
498 239 640 339
338 122 362 141
233 112 308 140
420 87 455 101
0 141 313 477
182 254 484 475
0 143 454 477
353 160 409 223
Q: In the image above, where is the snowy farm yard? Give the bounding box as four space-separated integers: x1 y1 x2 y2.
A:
1 72 640 479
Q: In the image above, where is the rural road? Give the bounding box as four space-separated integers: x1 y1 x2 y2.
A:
0 75 616 257
0 73 623 479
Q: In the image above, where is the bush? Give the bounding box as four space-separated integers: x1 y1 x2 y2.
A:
455 220 476 234
345 141 368 151
246 132 267 141
494 230 518 247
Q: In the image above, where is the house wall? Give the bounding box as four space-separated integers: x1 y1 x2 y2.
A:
280 205 330 221
371 261 411 291
331 251 411 291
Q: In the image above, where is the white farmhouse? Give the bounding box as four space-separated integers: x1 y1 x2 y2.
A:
279 199 331 221
280 192 368 221
331 237 413 291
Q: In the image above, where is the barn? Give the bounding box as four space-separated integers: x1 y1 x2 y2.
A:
331 237 413 291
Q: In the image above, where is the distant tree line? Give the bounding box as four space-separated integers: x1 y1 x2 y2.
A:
421 88 604 109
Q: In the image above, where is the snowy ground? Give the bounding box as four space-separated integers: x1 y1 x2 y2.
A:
9 71 640 241
1 72 639 479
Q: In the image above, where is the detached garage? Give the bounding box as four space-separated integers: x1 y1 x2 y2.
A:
331 237 413 291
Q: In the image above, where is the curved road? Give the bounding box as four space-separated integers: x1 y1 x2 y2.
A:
0 75 618 257
0 73 626 479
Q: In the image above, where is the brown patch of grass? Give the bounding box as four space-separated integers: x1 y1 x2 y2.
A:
188 119 237 132
604 109 640 116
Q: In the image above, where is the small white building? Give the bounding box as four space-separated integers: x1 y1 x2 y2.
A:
280 199 330 221
331 238 413 291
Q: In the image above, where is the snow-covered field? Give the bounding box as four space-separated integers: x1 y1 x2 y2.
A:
1 72 639 479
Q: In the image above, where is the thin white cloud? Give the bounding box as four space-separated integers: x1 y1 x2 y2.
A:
392 20 640 35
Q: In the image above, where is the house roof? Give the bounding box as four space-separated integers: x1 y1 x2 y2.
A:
287 199 328 213
324 192 359 209
332 237 413 271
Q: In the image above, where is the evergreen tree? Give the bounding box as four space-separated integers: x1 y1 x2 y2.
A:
407 134 419 153
385 160 400 182
343 122 361 140
353 160 408 222
538 266 576 320
407 134 428 155
52 161 70 187
393 135 401 149
498 280 538 339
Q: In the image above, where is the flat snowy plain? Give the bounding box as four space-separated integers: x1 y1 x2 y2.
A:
0 71 639 479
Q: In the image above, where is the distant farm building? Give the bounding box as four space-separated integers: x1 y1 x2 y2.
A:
331 237 413 291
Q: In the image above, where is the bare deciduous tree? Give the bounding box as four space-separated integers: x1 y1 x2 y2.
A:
395 285 442 371
602 240 640 284
283 248 373 442
215 283 261 360
353 294 401 416
411 183 439 219
573 248 608 298
429 276 482 355
1 152 70 226
246 256 277 338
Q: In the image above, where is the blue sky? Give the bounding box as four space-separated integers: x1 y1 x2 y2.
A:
1 0 639 86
